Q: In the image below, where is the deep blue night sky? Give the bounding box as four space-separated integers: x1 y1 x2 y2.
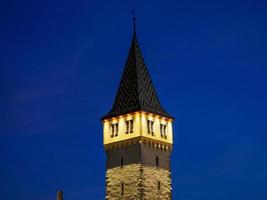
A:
1 0 267 199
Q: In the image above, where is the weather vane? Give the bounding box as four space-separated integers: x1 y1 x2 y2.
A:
132 9 136 32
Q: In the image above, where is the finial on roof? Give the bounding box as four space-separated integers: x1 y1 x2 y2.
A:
101 10 172 120
132 9 136 34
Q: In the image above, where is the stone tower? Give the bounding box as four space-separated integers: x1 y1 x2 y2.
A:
56 190 63 200
101 20 174 200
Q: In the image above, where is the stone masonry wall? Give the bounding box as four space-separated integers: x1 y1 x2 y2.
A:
106 164 142 200
142 166 172 200
106 164 171 200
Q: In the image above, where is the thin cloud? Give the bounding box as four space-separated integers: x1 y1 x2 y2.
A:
12 89 66 102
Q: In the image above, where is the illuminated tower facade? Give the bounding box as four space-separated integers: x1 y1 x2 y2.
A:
101 21 174 200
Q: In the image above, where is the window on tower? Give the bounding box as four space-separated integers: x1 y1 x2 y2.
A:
111 124 114 138
156 156 159 167
157 181 161 191
115 123 118 136
125 119 134 134
160 124 167 138
147 120 154 135
121 157 124 168
121 182 124 196
111 123 119 137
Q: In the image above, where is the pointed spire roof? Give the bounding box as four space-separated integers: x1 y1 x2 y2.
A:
101 20 172 120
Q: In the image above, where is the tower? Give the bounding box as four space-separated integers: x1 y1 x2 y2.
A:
101 19 174 200
56 190 63 200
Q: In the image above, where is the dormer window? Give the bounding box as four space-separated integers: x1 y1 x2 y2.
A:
147 120 154 135
125 119 134 134
160 124 167 138
111 123 118 137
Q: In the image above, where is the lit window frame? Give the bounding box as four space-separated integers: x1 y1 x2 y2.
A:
160 123 167 138
110 123 119 137
125 119 134 134
147 120 154 135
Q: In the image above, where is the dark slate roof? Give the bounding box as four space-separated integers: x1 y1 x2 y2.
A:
101 30 172 120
